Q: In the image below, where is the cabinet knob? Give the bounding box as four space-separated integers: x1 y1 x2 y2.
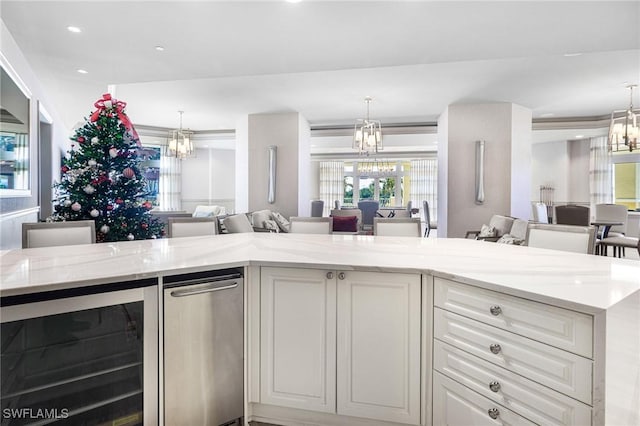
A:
489 381 501 392
326 272 334 279
487 408 500 420
489 343 502 354
489 305 502 316
337 272 346 280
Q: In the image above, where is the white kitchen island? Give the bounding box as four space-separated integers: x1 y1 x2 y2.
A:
1 233 639 426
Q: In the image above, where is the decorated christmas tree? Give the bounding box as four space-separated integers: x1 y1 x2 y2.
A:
51 93 163 242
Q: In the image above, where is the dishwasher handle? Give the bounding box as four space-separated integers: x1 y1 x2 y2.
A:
170 281 239 298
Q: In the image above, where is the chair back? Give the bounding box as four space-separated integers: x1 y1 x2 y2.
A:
488 215 515 237
222 214 254 233
526 223 595 254
168 217 218 238
289 217 333 234
22 220 96 248
192 205 226 217
310 200 324 217
374 218 421 237
555 205 590 226
595 204 628 235
334 200 341 209
330 208 362 231
357 200 380 227
423 200 432 237
531 202 549 223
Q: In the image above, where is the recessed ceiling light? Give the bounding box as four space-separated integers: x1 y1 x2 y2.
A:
540 112 555 118
286 0 302 3
563 52 582 57
155 46 165 51
67 26 81 33
77 69 88 74
575 135 584 139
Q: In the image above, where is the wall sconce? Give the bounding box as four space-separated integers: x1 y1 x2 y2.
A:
268 146 277 204
475 140 485 204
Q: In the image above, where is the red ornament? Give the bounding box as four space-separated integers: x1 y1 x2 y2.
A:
77 136 85 143
61 165 69 173
122 167 135 179
115 198 124 204
122 223 127 228
106 204 114 211
142 201 153 210
141 223 148 229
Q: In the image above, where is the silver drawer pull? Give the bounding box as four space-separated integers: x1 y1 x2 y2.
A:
489 305 502 316
326 271 334 279
487 408 500 419
170 282 238 297
489 343 502 354
337 272 346 280
489 381 501 392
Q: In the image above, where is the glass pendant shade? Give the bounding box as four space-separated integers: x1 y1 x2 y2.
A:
609 85 639 153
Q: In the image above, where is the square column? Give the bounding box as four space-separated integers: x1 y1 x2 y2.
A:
437 103 532 237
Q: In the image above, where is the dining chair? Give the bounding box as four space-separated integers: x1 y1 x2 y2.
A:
310 200 324 217
531 202 549 224
222 214 255 233
374 218 421 237
167 217 218 238
554 205 590 226
22 220 96 248
357 200 380 231
594 204 628 237
289 217 333 234
525 223 596 254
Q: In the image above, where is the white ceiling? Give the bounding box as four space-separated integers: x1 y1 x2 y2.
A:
1 1 639 135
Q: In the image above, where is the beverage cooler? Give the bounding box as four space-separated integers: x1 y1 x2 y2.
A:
1 279 158 426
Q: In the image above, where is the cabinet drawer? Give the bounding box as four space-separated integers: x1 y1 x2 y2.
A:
434 308 593 404
433 371 536 426
434 278 593 358
434 340 592 425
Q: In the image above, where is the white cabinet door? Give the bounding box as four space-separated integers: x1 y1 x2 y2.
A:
336 271 421 425
260 267 336 413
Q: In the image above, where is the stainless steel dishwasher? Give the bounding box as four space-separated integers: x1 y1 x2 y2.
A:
163 268 243 426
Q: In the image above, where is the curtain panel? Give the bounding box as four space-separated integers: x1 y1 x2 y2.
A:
589 136 612 216
319 161 344 216
410 159 438 223
159 146 182 211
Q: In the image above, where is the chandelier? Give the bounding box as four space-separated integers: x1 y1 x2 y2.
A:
609 84 639 153
357 159 396 177
167 111 194 159
353 96 383 154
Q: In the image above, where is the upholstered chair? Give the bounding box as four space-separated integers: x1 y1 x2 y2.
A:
374 218 421 237
223 214 255 233
22 220 96 248
357 200 380 230
310 200 324 217
525 223 596 254
168 217 218 238
289 217 333 234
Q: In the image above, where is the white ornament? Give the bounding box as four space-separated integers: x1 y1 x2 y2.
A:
91 137 99 145
109 148 118 158
88 159 97 167
151 235 157 239
63 199 72 207
127 233 135 241
71 202 81 212
83 185 95 194
100 225 110 234
90 209 100 217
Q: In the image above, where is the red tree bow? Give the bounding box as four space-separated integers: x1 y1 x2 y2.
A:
90 93 140 146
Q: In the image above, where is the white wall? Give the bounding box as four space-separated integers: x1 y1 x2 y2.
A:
1 18 69 249
531 139 590 206
181 148 235 214
245 112 309 219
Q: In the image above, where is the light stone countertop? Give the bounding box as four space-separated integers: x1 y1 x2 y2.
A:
1 233 639 314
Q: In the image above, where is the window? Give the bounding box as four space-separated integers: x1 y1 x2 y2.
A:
613 160 640 211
